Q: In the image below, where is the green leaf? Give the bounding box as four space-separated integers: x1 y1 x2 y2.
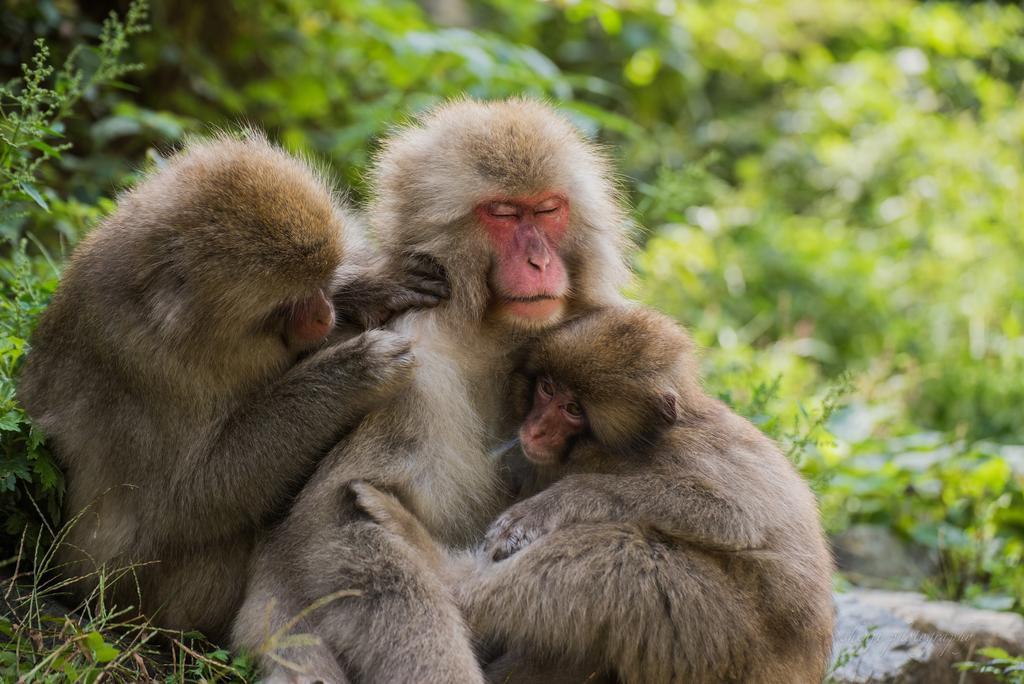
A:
0 410 20 432
18 183 49 210
32 455 61 490
28 139 61 158
84 631 120 663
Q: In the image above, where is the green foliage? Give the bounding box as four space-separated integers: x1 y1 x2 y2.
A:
818 435 1024 610
0 1 148 230
0 243 59 539
957 648 1024 684
0 0 150 557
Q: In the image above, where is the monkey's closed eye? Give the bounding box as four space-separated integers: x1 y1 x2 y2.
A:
538 377 554 398
489 203 519 218
534 198 561 214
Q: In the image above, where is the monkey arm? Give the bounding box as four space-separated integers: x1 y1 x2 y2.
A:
458 523 758 684
234 476 486 684
169 330 414 542
486 472 766 560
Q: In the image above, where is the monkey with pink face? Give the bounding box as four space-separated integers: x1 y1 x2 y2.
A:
232 99 634 683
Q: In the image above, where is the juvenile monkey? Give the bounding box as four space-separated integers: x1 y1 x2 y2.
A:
353 305 836 684
17 133 444 641
232 99 634 682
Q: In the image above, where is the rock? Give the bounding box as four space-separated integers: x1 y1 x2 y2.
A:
851 590 1024 655
831 592 952 683
831 525 937 589
830 589 1024 683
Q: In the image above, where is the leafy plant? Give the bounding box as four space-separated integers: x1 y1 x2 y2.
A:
1 0 150 558
0 0 148 230
0 243 60 543
957 648 1024 684
825 627 875 684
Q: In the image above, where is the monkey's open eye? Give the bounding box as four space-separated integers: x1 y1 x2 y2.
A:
538 377 555 398
563 402 583 419
489 202 519 218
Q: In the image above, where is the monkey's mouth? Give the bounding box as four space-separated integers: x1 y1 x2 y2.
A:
518 436 566 466
503 294 558 303
499 295 565 323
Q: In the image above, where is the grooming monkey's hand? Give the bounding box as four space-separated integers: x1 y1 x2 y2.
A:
391 252 450 312
351 329 418 397
310 329 417 402
485 494 563 561
335 253 449 329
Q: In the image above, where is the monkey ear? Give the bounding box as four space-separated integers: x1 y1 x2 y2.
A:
658 391 678 425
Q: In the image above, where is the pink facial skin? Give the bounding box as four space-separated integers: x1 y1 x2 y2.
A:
519 376 585 465
476 193 571 324
285 288 335 353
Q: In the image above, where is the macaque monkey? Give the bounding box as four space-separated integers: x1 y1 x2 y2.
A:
232 99 634 682
17 133 446 642
352 305 836 684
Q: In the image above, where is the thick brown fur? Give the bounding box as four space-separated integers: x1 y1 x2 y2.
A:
17 133 439 641
353 306 836 684
232 99 633 683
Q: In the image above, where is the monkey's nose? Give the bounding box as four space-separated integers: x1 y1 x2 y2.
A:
528 251 549 271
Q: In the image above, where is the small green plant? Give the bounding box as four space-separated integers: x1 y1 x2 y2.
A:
957 648 1024 684
712 365 852 472
0 0 148 227
824 627 874 683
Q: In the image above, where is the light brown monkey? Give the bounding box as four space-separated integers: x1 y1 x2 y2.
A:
352 305 836 684
17 133 446 642
232 98 634 683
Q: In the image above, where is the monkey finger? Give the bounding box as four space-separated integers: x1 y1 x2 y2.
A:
405 271 451 298
353 330 418 387
367 292 444 328
486 522 526 561
356 313 388 330
490 536 516 562
484 512 516 546
389 290 445 312
352 315 390 334
492 525 539 561
402 251 448 279
399 255 450 297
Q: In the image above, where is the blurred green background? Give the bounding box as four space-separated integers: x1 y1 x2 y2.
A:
2 0 1022 616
